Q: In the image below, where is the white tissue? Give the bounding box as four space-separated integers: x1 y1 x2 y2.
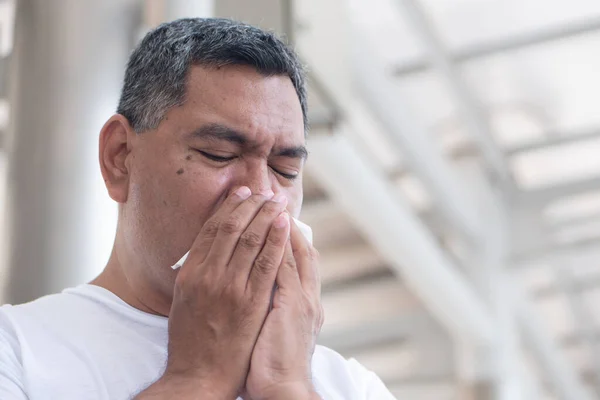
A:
171 217 313 270
294 217 313 244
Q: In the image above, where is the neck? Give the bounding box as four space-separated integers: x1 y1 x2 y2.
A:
90 243 171 317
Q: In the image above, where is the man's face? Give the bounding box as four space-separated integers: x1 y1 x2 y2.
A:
121 65 306 292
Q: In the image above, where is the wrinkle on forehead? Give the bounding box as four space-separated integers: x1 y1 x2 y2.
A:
182 65 305 147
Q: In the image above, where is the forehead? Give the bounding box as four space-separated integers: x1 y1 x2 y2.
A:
181 65 305 147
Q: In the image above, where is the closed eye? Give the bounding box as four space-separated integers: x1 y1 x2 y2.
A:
197 150 298 180
272 167 298 181
197 151 236 162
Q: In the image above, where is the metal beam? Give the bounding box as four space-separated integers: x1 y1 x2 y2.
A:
317 242 389 289
537 176 600 204
396 0 511 183
517 291 595 400
393 16 600 76
535 275 600 299
318 312 432 352
352 34 483 243
506 128 600 156
519 176 600 207
446 127 600 162
548 211 600 231
561 332 600 348
295 0 485 244
307 130 496 347
299 199 365 248
297 5 588 398
552 263 600 396
513 235 600 268
321 268 395 295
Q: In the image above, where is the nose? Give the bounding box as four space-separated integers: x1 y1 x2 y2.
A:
232 162 274 197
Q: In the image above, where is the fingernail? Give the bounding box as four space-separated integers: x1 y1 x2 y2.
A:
271 193 287 204
274 212 289 229
235 186 251 199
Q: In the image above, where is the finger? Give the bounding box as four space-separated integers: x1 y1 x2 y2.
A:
275 235 302 292
246 212 290 297
290 219 320 296
228 194 288 279
203 191 275 266
188 186 253 262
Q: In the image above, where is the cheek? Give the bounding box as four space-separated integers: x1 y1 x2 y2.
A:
175 166 235 222
126 162 235 261
283 182 304 218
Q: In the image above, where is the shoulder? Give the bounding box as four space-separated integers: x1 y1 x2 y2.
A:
0 284 152 330
0 306 27 398
0 285 132 351
312 345 397 399
0 306 21 355
0 288 88 330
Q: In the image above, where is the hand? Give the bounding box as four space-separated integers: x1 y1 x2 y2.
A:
243 219 324 400
154 187 292 399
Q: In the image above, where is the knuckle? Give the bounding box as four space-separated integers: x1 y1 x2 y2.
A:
202 219 220 237
296 247 311 260
253 253 278 275
239 231 263 249
283 251 296 268
260 200 282 215
295 244 318 260
304 297 321 320
266 229 287 246
221 216 244 234
299 246 319 262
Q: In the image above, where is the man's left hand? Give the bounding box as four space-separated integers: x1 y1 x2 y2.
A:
242 217 323 400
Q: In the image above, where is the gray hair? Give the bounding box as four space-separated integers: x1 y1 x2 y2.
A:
117 18 308 132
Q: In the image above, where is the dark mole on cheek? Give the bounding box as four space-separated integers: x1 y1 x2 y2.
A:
176 168 184 175
185 155 191 161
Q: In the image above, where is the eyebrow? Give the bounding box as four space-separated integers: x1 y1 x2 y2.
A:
189 123 248 145
188 123 308 160
275 146 308 160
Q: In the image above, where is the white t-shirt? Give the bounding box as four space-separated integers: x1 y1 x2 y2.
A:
0 284 396 399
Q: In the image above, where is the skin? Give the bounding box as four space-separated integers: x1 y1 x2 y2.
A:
92 64 323 400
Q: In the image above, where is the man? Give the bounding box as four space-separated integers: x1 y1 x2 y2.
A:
0 18 396 399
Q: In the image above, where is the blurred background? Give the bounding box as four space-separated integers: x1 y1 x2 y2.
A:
1 0 600 399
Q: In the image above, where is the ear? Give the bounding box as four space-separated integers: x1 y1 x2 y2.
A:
99 114 135 203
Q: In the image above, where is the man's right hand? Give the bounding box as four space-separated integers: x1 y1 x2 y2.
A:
135 186 290 400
